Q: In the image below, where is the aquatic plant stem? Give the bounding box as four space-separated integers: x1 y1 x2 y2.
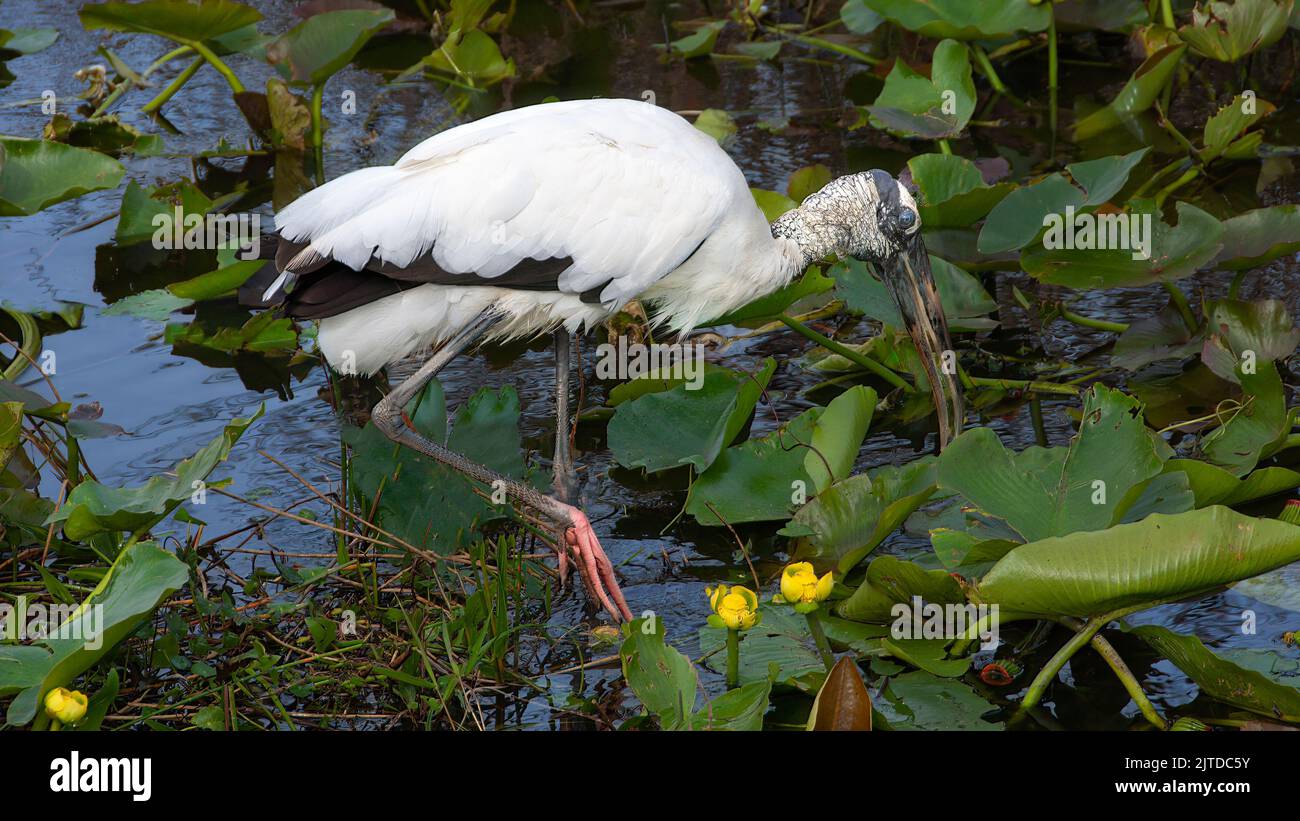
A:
1058 307 1129 333
780 31 880 65
967 376 1078 396
725 629 740 689
1130 157 1186 199
186 40 245 95
969 43 1007 95
1154 166 1200 208
1030 395 1048 447
1020 614 1109 712
1162 282 1199 332
142 55 203 114
1229 269 1246 299
1068 620 1167 729
311 83 327 184
311 83 325 148
1020 606 1149 717
143 45 193 77
779 315 914 393
806 612 835 671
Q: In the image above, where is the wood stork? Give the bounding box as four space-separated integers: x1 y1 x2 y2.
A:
242 97 963 623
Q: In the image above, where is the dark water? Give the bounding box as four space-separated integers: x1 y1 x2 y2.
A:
3 0 1299 729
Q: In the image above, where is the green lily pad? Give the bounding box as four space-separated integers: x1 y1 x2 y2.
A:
1056 0 1149 31
1214 206 1300 269
420 29 514 84
266 8 394 86
1178 0 1291 62
1201 93 1276 162
881 637 971 677
664 20 725 59
804 385 876 492
788 164 833 204
114 178 216 246
686 408 820 526
0 28 59 56
1065 147 1150 206
929 529 1019 577
937 385 1165 542
977 174 1084 255
841 0 886 34
908 153 1013 228
862 0 1049 39
80 0 262 44
836 555 965 623
733 40 782 61
1114 469 1197 524
608 359 775 474
867 39 975 140
694 109 738 145
0 138 125 216
165 312 297 354
880 671 1001 730
785 456 937 573
0 401 21 473
977 507 1300 618
46 407 262 540
1112 301 1203 371
1200 362 1288 476
1020 201 1224 289
1073 43 1186 140
1165 459 1300 508
1204 298 1300 367
42 114 160 156
620 617 697 729
1231 562 1300 613
691 679 773 730
102 289 195 321
1127 624 1300 722
688 383 878 525
976 149 1149 255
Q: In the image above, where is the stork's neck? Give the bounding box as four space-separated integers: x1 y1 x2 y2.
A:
769 176 872 273
770 209 836 274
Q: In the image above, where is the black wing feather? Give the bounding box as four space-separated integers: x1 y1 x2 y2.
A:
237 233 603 320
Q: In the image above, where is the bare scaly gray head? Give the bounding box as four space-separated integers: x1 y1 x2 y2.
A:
771 169 963 449
771 170 920 268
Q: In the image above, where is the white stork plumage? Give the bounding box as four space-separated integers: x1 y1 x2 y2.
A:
244 97 963 623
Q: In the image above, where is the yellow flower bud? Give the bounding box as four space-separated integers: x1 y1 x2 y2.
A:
44 687 88 725
778 562 833 609
706 584 759 631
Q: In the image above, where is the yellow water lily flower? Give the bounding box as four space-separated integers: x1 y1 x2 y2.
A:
44 687 88 725
706 585 760 631
776 562 833 613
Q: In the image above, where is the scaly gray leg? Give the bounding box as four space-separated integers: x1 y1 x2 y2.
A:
370 311 632 622
551 328 579 506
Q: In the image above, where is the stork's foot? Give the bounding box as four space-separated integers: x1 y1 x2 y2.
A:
551 504 633 623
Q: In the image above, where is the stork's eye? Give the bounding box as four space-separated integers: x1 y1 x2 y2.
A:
898 209 917 230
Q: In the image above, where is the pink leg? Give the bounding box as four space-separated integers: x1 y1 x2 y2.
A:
557 506 634 622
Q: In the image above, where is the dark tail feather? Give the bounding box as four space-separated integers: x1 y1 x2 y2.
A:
238 235 283 309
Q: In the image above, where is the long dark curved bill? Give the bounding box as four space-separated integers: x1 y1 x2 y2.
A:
876 236 964 449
